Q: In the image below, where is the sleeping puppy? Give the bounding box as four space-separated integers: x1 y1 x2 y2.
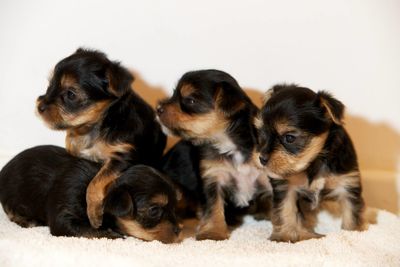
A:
36 48 166 228
255 84 367 242
157 70 272 240
0 146 181 243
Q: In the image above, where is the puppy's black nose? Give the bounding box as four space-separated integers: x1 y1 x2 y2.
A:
156 105 164 115
173 225 182 235
259 155 269 166
37 103 47 113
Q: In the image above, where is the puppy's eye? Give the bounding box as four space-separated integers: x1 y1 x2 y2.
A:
284 134 296 144
183 97 196 105
147 206 163 219
66 90 76 101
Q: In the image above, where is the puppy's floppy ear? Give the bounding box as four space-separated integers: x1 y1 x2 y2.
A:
106 61 135 97
317 91 345 125
215 80 246 117
104 187 134 217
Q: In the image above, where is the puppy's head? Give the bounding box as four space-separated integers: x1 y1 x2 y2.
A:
37 48 134 130
157 69 256 141
255 84 345 177
104 165 181 243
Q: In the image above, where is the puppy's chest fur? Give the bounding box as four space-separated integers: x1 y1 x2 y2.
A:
201 138 270 207
66 129 131 163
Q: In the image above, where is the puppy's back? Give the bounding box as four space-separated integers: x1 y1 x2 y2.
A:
0 145 96 225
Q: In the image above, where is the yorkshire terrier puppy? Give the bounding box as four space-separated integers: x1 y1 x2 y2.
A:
255 84 367 242
157 70 272 240
36 48 166 228
0 146 181 243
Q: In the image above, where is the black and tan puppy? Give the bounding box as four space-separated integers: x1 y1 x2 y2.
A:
255 84 367 242
36 48 166 228
0 146 181 243
157 70 272 240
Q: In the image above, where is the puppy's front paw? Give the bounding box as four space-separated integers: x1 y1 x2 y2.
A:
196 221 229 241
86 184 105 229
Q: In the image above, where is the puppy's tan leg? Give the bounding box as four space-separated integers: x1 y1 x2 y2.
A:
270 179 323 243
340 186 367 231
325 172 367 231
196 182 229 241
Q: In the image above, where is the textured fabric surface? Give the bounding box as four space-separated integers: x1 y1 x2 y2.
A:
0 207 399 267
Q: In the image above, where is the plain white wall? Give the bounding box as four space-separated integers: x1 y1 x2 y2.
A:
0 0 399 160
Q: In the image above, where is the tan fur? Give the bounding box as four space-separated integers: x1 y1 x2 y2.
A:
117 218 179 243
60 74 78 89
201 157 270 207
86 162 120 228
180 84 196 97
215 86 246 115
161 103 229 139
196 193 229 240
66 135 134 162
270 186 322 242
61 100 111 127
267 132 328 176
263 87 274 104
253 114 263 129
151 194 169 206
3 205 39 228
320 97 343 125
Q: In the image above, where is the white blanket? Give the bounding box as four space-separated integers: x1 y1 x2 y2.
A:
0 208 399 267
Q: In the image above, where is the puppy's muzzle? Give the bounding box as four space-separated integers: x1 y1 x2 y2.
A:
37 95 47 113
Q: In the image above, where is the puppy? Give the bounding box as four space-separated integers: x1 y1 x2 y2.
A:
36 48 166 228
157 70 272 240
255 84 367 242
0 145 181 243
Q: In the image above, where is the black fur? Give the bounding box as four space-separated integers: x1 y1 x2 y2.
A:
158 70 272 240
258 84 366 242
37 48 166 168
0 146 180 242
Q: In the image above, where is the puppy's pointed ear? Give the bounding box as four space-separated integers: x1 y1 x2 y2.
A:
317 91 345 125
106 62 134 97
104 187 134 217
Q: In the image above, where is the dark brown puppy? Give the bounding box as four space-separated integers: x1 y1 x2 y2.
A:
255 84 367 242
0 145 181 243
36 48 166 228
157 70 272 240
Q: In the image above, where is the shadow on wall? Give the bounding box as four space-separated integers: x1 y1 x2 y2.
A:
130 70 181 150
345 116 400 214
129 71 400 214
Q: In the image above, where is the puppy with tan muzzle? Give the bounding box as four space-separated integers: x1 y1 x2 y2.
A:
157 69 272 240
0 146 181 243
36 48 166 229
255 84 367 242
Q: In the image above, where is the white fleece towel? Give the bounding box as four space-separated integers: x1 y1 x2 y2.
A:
0 208 399 267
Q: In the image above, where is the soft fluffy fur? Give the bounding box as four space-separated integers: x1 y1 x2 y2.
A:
255 84 367 242
157 70 272 240
0 146 180 243
36 48 166 228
